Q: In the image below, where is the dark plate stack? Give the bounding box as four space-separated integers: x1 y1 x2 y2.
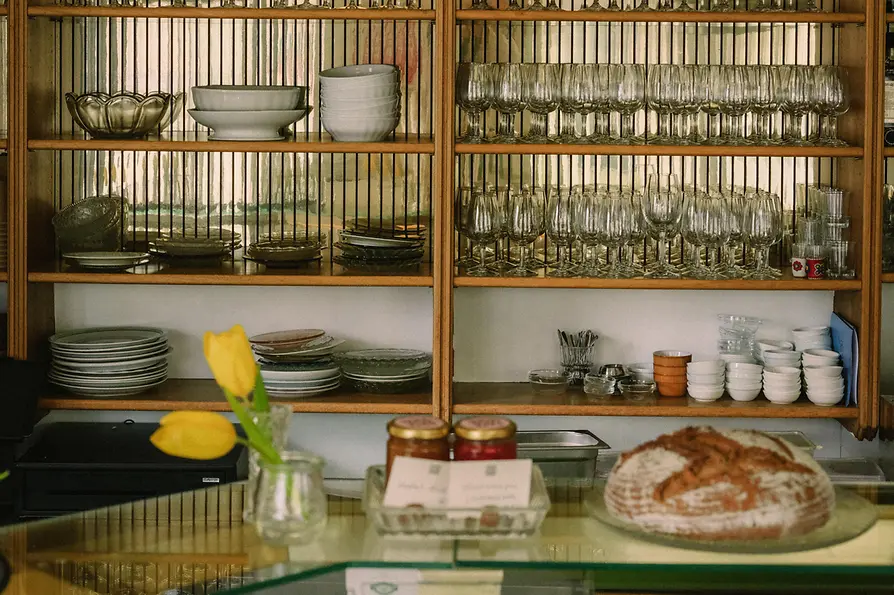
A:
245 236 327 269
334 224 425 272
249 329 343 397
149 229 241 267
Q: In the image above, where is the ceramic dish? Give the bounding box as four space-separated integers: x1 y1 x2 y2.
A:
337 349 432 376
346 375 430 394
189 107 311 141
63 251 150 269
259 363 340 382
50 327 166 349
250 329 327 346
339 231 423 248
333 256 423 272
191 85 307 111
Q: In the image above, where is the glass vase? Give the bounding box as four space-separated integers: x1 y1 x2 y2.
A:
243 403 292 523
252 451 328 546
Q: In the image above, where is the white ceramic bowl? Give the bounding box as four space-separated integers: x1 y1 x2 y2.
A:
322 114 400 142
803 348 840 359
802 354 841 368
757 340 795 353
189 108 310 141
726 375 763 387
764 375 801 386
321 94 401 109
191 85 307 111
687 374 725 386
726 380 762 391
765 390 801 404
321 83 401 101
807 391 844 406
320 64 400 84
719 353 754 364
763 365 801 376
688 385 724 401
803 365 844 378
763 354 803 367
792 325 831 336
806 377 845 390
727 387 761 402
726 362 763 375
687 360 725 374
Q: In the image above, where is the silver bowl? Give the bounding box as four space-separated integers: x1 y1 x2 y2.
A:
65 91 183 139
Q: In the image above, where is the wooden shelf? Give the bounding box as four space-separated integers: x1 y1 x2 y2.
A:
884 147 894 157
41 378 434 414
456 9 864 23
453 382 858 418
29 132 435 154
0 138 7 151
28 6 435 19
456 143 863 158
0 271 7 283
882 273 894 283
29 260 434 287
454 269 860 290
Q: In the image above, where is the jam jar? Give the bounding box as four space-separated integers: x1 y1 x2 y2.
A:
453 417 517 461
386 416 450 482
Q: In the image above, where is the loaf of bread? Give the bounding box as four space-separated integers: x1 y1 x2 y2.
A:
604 427 835 540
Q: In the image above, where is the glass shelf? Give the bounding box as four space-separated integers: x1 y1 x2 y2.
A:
1 480 892 594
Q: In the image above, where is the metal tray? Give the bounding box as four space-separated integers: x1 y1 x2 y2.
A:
819 458 886 483
516 431 610 479
764 430 821 454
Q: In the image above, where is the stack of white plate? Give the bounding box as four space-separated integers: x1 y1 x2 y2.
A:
49 327 170 397
249 329 344 365
792 326 832 352
320 64 401 142
260 361 341 399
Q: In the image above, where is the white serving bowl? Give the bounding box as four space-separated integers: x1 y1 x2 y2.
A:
688 385 724 401
726 375 763 387
719 353 755 364
806 377 845 390
806 391 844 406
765 390 801 404
726 362 763 374
322 114 400 142
687 371 725 384
687 380 724 390
320 64 400 84
321 94 401 110
189 108 310 141
803 365 844 378
763 375 801 387
321 107 401 119
687 360 725 374
763 365 801 377
191 85 307 111
763 351 803 366
727 387 761 402
802 354 841 368
321 83 401 101
726 380 762 391
803 348 840 359
792 325 831 337
796 339 833 349
757 339 795 353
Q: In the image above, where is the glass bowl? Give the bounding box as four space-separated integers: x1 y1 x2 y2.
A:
583 374 616 399
248 239 323 262
617 379 656 402
717 314 763 334
52 195 126 253
65 91 182 139
528 369 568 395
336 349 432 377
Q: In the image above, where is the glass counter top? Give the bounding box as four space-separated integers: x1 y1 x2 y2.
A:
0 481 892 594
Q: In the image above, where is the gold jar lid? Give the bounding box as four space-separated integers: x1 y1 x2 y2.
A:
455 417 516 441
388 416 449 440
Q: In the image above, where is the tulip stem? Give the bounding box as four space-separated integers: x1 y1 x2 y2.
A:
224 389 282 466
253 366 270 414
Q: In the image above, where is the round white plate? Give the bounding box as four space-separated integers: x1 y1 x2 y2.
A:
260 365 340 381
265 379 340 392
51 360 167 377
268 384 340 398
344 370 430 382
63 252 150 265
339 233 419 248
50 373 169 388
52 342 169 361
50 327 167 350
52 349 172 372
253 339 345 357
56 378 168 397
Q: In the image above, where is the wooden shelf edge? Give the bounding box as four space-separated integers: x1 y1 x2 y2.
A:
40 396 433 413
882 273 894 283
28 6 436 19
456 143 864 157
0 271 7 283
885 147 894 157
456 8 864 23
454 275 861 291
28 270 435 287
28 137 436 155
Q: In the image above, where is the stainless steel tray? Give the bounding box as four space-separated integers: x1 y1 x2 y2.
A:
516 431 610 479
765 430 821 454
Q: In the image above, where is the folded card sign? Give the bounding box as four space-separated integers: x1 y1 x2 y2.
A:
384 457 533 509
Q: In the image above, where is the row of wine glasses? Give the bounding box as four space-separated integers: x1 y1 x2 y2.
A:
456 63 849 146
57 0 423 8
455 177 785 280
468 0 819 10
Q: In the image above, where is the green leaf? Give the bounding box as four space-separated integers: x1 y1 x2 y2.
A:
0 470 8 482
253 366 270 414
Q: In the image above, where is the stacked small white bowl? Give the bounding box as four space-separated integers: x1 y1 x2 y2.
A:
726 362 764 402
686 360 725 402
320 64 401 142
755 339 795 365
763 366 802 404
189 85 310 141
792 325 833 352
803 349 845 406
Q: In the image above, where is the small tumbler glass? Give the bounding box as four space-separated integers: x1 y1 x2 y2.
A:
796 216 824 245
253 451 328 546
826 241 854 279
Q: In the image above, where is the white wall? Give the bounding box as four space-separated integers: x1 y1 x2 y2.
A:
46 284 878 478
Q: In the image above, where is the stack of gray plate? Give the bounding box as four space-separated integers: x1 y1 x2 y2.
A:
337 349 431 394
49 327 171 397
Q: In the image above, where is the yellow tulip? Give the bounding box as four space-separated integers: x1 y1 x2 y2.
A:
150 411 237 460
204 324 257 398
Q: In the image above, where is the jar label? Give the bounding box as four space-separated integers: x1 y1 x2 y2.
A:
460 417 513 430
393 416 445 430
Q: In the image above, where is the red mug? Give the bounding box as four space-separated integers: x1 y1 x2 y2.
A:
807 258 826 279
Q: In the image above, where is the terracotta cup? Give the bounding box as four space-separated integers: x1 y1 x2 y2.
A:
653 350 693 368
656 380 688 398
653 351 692 398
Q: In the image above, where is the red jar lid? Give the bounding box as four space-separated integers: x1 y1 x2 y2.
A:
454 417 516 441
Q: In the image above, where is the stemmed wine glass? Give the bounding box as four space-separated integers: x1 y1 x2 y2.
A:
718 65 750 145
557 64 584 143
647 65 677 144
454 186 476 267
615 64 646 144
681 188 709 278
521 63 558 144
455 63 492 144
747 65 779 145
642 173 683 278
506 187 544 277
815 66 850 147
575 188 606 277
699 189 731 279
620 190 646 276
743 190 783 280
703 65 725 145
721 188 748 278
779 65 812 146
677 65 705 145
488 187 514 274
598 196 633 278
464 189 502 277
547 186 579 277
492 63 522 143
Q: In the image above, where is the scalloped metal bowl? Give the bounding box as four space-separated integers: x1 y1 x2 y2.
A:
65 91 183 139
52 195 127 252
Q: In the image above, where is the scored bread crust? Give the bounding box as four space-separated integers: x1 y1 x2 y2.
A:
604 426 836 540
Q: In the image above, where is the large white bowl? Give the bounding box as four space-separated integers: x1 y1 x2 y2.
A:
807 391 844 406
802 354 841 367
757 339 794 353
727 387 761 402
189 108 310 141
763 365 802 378
726 380 762 391
765 390 801 404
321 94 401 109
719 353 754 364
764 375 801 387
320 64 400 84
322 114 399 142
321 107 401 119
726 370 763 380
688 385 724 401
803 365 844 378
687 360 725 374
192 85 307 111
806 377 845 390
321 83 401 101
686 372 725 385
726 362 762 374
792 326 831 337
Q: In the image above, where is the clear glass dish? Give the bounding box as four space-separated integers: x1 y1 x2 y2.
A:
337 349 432 376
65 91 182 139
362 465 551 539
